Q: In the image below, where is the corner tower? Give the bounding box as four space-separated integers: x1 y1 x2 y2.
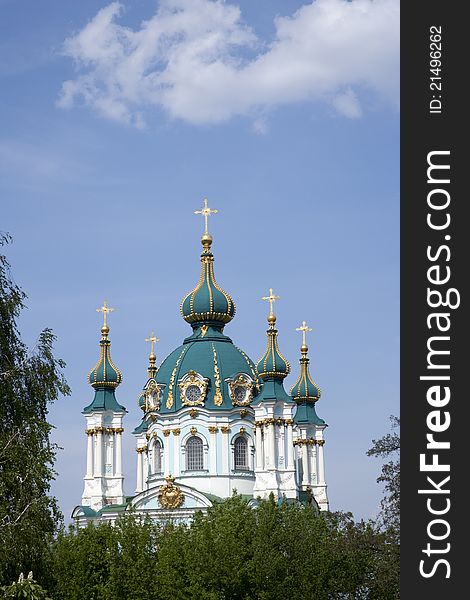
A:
290 321 329 511
81 302 126 511
252 289 297 500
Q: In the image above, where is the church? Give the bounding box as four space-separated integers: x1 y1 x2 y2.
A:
72 200 329 525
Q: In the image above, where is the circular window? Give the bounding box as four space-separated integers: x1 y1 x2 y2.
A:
234 385 246 403
185 384 202 403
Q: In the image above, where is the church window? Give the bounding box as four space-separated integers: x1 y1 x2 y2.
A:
186 436 204 471
154 439 162 473
234 436 248 470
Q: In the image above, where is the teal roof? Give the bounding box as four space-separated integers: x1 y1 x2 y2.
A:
294 401 325 426
133 418 149 434
253 378 292 405
83 388 126 414
181 235 235 327
154 325 258 413
84 325 126 414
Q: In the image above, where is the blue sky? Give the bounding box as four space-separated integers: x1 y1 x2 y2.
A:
1 0 399 521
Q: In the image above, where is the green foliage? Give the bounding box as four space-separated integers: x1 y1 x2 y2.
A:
367 416 400 538
48 496 397 600
367 415 400 599
0 234 70 586
0 572 51 600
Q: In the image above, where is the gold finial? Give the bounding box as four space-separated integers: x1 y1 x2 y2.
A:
262 288 280 323
145 332 160 358
96 300 114 334
296 320 312 351
194 198 218 236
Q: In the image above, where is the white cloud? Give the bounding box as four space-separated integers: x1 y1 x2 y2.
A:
58 0 399 128
332 88 362 118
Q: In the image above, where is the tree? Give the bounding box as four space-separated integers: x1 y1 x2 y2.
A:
367 415 400 536
366 415 400 599
49 496 392 599
0 233 70 586
1 572 52 600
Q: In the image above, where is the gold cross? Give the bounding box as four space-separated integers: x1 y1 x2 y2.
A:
194 198 218 235
262 288 280 316
296 320 312 346
145 332 160 355
96 300 114 326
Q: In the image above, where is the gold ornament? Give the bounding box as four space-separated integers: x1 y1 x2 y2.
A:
157 475 184 509
179 370 208 407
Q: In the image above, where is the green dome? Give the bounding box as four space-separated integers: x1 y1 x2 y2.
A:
181 236 235 327
88 325 122 389
253 311 293 406
290 343 325 426
256 315 291 380
155 325 258 413
84 324 126 414
290 348 321 402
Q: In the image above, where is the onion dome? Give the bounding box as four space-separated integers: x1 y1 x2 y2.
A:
291 322 325 425
83 302 126 414
256 290 290 380
180 199 236 328
87 324 122 389
253 290 292 405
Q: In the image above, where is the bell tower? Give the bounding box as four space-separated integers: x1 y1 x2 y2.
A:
290 321 329 511
81 301 126 510
252 290 297 500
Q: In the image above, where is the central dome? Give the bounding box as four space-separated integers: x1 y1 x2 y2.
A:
156 326 258 413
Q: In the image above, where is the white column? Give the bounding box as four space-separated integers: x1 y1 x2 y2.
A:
309 443 317 485
317 441 325 484
209 428 218 475
95 429 103 477
143 449 149 488
136 449 143 492
86 432 94 477
278 424 285 469
173 432 181 477
301 442 309 488
115 431 122 477
255 425 263 469
286 422 294 468
267 422 276 469
221 428 230 474
163 433 171 475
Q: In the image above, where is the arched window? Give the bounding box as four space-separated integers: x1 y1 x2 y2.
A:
234 436 248 470
154 439 162 474
186 436 204 471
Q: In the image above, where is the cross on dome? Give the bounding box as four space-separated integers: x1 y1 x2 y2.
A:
296 320 313 347
262 288 280 317
145 332 160 355
96 300 114 327
194 198 218 235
